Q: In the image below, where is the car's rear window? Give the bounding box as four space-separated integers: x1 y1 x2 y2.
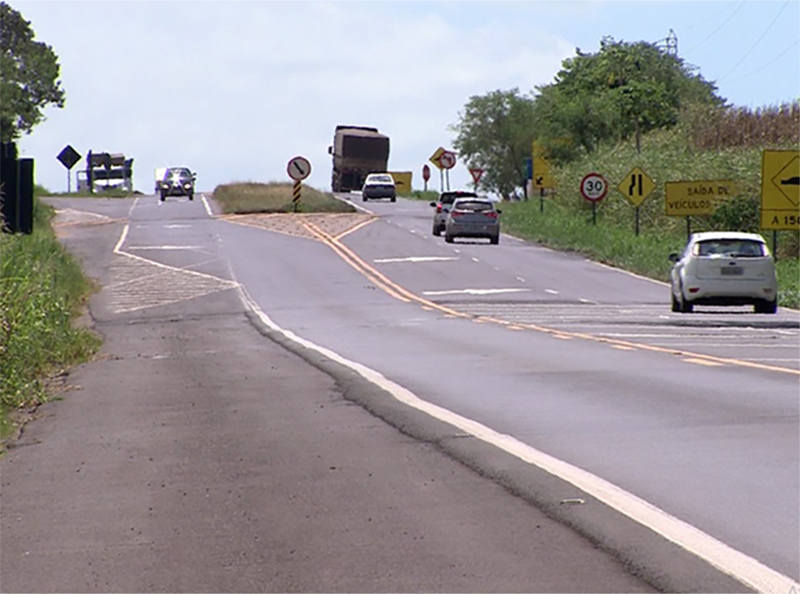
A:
453 200 494 212
368 175 393 183
694 239 765 257
440 191 477 204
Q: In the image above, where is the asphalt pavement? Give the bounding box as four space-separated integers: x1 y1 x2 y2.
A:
0 198 748 593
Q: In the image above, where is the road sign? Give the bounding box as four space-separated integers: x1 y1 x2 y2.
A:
533 157 555 189
422 164 431 182
580 173 608 202
761 150 800 230
57 145 81 170
429 147 446 170
287 156 311 181
469 168 484 185
439 151 456 170
617 167 655 206
664 180 736 216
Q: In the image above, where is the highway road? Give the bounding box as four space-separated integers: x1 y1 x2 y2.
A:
3 192 798 592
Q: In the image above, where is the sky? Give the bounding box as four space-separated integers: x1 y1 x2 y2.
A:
9 0 800 195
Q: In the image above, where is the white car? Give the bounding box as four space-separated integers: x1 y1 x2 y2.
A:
668 231 778 314
361 173 396 202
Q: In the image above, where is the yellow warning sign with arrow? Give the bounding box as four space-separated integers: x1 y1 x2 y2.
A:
761 150 800 230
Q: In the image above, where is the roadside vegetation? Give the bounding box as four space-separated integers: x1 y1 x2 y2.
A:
213 181 355 214
496 112 800 310
0 189 101 445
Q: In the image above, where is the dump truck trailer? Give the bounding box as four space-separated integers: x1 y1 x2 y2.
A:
328 125 390 192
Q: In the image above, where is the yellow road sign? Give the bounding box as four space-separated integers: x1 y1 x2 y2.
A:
388 171 412 195
617 167 655 207
532 157 555 189
664 180 737 216
761 150 800 230
429 147 446 170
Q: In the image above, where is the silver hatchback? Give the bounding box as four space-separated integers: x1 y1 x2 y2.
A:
444 197 501 245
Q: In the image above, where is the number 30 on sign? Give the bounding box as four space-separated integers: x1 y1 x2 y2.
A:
580 173 608 202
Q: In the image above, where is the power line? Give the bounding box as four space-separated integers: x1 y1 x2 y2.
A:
726 38 800 86
717 0 793 82
683 0 746 53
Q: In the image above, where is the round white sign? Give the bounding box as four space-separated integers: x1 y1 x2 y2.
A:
580 173 608 202
439 151 456 170
287 156 312 181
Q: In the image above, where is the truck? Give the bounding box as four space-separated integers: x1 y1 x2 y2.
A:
328 125 390 192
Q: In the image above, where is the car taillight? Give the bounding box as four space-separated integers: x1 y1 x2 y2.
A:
436 205 443 213
484 211 497 219
451 211 465 217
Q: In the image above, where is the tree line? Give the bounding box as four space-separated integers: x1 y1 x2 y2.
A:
450 36 797 200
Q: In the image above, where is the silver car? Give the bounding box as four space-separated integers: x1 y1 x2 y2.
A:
444 197 501 245
668 231 778 313
429 190 478 236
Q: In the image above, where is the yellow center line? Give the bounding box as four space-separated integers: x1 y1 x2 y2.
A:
234 214 800 377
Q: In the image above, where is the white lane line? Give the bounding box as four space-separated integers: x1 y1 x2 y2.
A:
202 194 213 217
235 284 798 594
545 289 559 295
374 256 459 263
144 244 200 251
422 288 530 296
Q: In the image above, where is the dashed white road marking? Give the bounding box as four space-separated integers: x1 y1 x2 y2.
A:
128 245 203 251
422 288 530 296
374 256 459 263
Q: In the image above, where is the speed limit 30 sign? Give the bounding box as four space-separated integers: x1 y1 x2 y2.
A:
580 172 608 202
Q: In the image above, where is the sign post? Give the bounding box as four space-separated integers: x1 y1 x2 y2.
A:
57 145 82 193
286 155 311 212
439 151 456 192
580 172 608 225
617 166 655 236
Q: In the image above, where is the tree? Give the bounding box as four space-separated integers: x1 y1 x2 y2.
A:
532 36 722 160
0 2 65 142
449 88 536 199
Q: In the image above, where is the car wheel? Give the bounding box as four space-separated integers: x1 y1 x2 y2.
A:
444 233 454 243
432 225 441 237
390 197 396 202
671 291 681 312
490 235 499 245
680 297 693 313
160 192 166 202
188 193 194 201
754 299 777 314
362 196 368 202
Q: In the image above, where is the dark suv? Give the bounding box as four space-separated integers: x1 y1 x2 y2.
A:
429 190 478 236
159 167 196 201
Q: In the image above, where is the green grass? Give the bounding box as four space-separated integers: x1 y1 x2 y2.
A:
213 181 356 214
0 197 101 446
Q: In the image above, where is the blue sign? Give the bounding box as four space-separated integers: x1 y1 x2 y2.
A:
523 157 533 180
